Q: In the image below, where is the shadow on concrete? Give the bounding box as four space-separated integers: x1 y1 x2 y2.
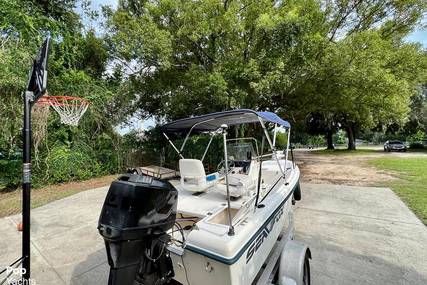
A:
69 235 427 285
297 234 427 285
69 248 109 285
68 248 183 285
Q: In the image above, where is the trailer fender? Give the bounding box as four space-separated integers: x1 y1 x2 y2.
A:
278 240 311 285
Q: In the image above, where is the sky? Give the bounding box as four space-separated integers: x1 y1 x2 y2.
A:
81 0 118 11
76 1 426 134
91 0 117 8
406 29 427 48
75 0 117 31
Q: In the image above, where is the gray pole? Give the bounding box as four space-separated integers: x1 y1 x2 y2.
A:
162 132 184 159
284 128 292 177
272 123 277 147
221 124 234 236
201 133 215 162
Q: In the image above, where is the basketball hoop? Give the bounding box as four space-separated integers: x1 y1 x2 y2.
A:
37 95 90 126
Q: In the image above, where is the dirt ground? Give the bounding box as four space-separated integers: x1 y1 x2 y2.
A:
296 150 402 186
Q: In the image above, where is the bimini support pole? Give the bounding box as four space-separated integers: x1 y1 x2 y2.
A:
254 136 265 209
180 118 215 153
221 124 234 236
258 118 286 182
162 132 184 159
272 123 277 147
284 128 292 177
201 133 215 162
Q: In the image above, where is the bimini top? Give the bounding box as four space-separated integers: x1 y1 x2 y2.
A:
161 109 290 133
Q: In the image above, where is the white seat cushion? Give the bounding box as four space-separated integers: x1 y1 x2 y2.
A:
216 174 255 197
179 159 218 192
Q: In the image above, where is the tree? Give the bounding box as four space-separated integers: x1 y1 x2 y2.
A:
312 0 427 149
324 0 427 42
105 0 427 152
403 84 427 135
104 0 327 122
306 112 339 149
309 31 427 149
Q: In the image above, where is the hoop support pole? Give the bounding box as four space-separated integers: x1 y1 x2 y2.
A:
22 91 33 281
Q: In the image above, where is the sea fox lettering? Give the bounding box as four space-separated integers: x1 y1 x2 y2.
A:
246 206 284 263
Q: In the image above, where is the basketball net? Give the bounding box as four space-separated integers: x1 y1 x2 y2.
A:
32 103 50 164
37 95 90 126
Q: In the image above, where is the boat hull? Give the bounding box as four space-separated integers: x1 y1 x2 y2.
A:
171 167 299 285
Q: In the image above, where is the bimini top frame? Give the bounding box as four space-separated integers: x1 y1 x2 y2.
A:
161 109 290 133
161 109 292 236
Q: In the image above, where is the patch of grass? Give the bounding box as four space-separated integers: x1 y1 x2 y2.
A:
369 157 427 224
0 174 118 218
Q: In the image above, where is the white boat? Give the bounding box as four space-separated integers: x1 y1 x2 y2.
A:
98 109 311 285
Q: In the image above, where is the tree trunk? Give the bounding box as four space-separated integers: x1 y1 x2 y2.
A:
347 126 356 150
326 130 335 150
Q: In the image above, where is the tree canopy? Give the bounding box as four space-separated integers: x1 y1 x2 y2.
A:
1 0 427 190
105 0 328 120
105 0 427 149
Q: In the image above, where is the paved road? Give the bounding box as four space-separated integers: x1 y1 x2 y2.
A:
1 184 426 285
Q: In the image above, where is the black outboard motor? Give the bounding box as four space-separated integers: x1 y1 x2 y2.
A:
98 174 178 285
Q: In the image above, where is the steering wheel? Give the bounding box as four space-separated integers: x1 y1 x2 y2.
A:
217 160 235 174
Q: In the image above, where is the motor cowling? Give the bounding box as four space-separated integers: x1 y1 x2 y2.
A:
98 174 178 285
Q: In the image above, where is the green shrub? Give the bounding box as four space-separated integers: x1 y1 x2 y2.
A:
409 142 425 149
333 130 346 144
407 130 425 144
0 159 21 191
90 134 117 174
407 130 426 149
307 135 325 147
275 132 288 149
45 144 101 184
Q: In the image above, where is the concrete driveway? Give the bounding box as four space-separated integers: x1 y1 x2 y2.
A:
1 183 426 285
294 184 427 285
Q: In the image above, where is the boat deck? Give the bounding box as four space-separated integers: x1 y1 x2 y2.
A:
169 179 251 218
169 167 282 218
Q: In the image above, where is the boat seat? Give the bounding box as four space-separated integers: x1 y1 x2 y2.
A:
179 159 219 192
216 174 255 197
